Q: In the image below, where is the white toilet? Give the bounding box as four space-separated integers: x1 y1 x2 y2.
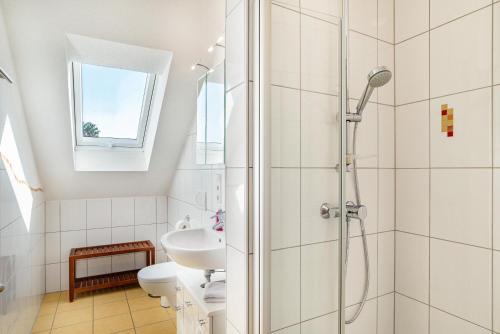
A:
138 261 177 308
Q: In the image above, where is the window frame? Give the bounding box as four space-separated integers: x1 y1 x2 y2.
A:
72 62 157 149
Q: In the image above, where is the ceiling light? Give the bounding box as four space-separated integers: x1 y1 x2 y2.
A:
208 45 215 53
216 35 224 44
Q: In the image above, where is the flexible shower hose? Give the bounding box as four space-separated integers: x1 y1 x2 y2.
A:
345 121 370 324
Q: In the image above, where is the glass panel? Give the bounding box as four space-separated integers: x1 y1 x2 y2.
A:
268 4 342 333
81 63 148 140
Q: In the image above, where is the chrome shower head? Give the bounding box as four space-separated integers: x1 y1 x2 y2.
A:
355 66 392 116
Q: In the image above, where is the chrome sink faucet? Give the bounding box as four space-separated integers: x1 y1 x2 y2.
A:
211 209 225 231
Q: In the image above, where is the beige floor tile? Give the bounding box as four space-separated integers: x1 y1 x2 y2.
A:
57 294 93 313
42 292 61 303
125 286 147 300
94 289 126 305
131 307 172 328
94 299 130 320
135 320 176 334
50 321 93 334
127 296 160 312
37 301 58 316
31 314 54 333
115 330 136 334
94 313 134 334
52 307 93 328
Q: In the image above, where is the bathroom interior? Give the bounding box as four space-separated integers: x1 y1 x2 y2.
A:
0 0 498 333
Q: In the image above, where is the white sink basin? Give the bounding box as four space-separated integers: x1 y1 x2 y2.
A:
161 228 225 270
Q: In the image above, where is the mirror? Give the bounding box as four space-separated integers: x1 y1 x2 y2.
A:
196 62 225 165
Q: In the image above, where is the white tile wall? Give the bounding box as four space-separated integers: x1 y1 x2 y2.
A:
300 312 338 334
430 88 492 167
46 200 60 232
61 199 86 231
394 1 499 333
271 5 300 88
395 232 429 303
301 241 338 321
225 84 247 168
87 198 111 229
395 0 429 42
378 231 395 295
271 247 300 330
395 33 429 105
494 251 500 332
378 0 394 43
226 246 246 332
301 91 339 167
349 32 378 103
493 85 500 166
271 168 300 249
378 169 395 232
226 1 245 91
395 294 429 334
301 169 339 244
346 235 378 306
430 169 492 247
349 0 377 37
378 42 395 106
45 196 167 292
395 101 429 167
430 7 492 98
350 102 378 168
271 86 300 167
495 3 500 84
494 169 500 250
301 14 339 95
111 197 134 227
270 0 395 332
430 239 492 328
378 293 395 334
430 0 491 28
301 0 340 18
430 308 491 334
345 299 377 334
396 169 429 235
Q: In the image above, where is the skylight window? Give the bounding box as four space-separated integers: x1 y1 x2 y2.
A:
73 62 156 148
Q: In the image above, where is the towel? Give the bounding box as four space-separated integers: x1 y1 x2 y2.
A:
203 280 226 303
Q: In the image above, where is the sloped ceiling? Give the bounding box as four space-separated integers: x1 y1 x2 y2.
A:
0 0 225 199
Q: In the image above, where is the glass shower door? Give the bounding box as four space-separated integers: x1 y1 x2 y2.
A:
268 1 344 332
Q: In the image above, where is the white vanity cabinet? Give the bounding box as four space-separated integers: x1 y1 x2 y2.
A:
175 269 225 334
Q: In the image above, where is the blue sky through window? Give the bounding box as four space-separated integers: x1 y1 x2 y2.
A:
81 64 148 139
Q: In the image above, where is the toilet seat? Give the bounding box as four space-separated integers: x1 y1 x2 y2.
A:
138 261 177 283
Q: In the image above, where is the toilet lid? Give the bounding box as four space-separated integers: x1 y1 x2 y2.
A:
138 262 178 283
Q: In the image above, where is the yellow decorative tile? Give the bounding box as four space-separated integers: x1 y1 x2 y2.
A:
135 320 176 334
52 307 92 328
94 313 134 334
125 286 147 299
50 321 93 334
31 314 54 333
94 299 130 319
94 289 126 305
127 296 160 312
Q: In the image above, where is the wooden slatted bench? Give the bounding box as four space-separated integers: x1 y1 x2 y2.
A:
69 240 155 302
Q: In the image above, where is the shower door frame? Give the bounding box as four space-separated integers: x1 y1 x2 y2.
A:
253 0 349 332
